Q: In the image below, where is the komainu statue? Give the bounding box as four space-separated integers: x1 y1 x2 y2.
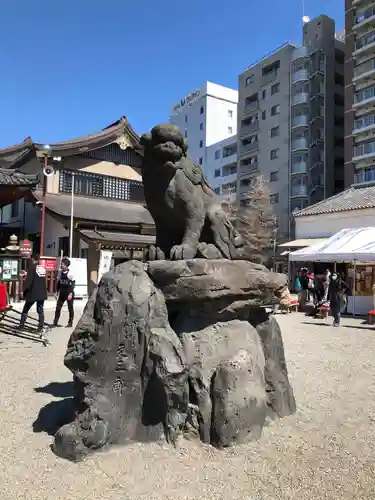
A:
140 124 244 260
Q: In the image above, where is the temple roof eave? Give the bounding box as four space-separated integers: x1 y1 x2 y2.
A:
0 115 142 168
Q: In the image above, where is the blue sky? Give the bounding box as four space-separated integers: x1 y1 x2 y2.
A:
0 0 343 147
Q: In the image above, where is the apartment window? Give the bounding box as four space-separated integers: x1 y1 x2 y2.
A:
222 181 237 193
185 115 188 123
262 110 266 120
184 130 188 138
215 149 221 160
214 187 220 195
271 83 280 95
200 122 203 130
214 169 221 178
242 134 258 146
270 126 280 138
240 178 251 187
200 106 204 114
271 104 280 116
228 126 233 134
11 200 19 218
199 157 203 165
262 89 266 100
241 155 257 166
245 74 254 86
270 193 279 204
270 149 279 160
200 140 204 148
270 171 279 182
228 109 233 118
262 60 280 77
222 164 237 176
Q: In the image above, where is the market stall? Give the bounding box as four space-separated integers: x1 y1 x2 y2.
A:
289 227 375 315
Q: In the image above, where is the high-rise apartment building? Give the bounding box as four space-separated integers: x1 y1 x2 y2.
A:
205 135 238 199
237 15 345 239
345 0 375 187
170 82 238 168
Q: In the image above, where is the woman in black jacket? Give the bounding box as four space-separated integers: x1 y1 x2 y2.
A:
18 254 47 331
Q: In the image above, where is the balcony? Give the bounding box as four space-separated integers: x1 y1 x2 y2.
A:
353 169 375 185
240 140 258 155
292 46 308 60
291 69 309 84
291 161 308 174
239 181 252 195
239 162 258 176
244 100 259 114
354 6 375 30
291 185 308 197
292 92 309 106
353 113 375 134
353 140 375 161
354 58 375 82
292 138 309 151
292 115 309 128
354 31 375 56
353 85 375 108
240 120 259 136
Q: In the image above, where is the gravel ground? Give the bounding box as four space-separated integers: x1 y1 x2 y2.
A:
0 308 374 500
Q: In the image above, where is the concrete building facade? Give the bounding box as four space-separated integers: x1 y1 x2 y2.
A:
170 82 238 169
344 0 375 187
237 15 345 239
205 135 237 201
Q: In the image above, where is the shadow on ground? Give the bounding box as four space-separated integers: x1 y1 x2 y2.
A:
32 397 76 436
34 381 74 398
301 320 375 331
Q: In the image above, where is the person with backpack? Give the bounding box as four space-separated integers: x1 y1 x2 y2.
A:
18 253 47 331
53 257 75 328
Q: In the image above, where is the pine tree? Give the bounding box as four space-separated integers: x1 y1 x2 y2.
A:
228 175 277 265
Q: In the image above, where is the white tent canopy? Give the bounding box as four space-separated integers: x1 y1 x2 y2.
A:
289 227 375 262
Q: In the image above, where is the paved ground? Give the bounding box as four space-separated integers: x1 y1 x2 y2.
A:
0 309 374 500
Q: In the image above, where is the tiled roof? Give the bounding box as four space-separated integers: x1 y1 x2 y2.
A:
32 191 154 226
294 185 375 217
0 116 141 168
80 230 155 246
0 168 39 186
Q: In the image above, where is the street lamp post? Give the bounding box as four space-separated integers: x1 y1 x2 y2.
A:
39 152 49 256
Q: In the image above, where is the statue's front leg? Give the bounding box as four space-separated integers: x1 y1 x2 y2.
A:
170 201 205 260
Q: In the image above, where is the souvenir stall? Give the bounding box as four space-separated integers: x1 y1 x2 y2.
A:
289 227 375 315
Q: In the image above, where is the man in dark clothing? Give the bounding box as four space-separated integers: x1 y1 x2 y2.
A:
328 272 344 327
53 257 75 328
18 254 47 330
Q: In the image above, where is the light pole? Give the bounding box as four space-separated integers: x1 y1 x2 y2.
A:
69 171 75 258
272 216 278 272
37 145 51 256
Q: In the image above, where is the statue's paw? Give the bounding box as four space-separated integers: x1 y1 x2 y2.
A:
147 245 165 261
170 244 196 260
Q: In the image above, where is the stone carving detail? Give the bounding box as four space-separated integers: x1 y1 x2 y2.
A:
53 124 296 461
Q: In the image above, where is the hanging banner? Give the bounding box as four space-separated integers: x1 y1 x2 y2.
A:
97 250 113 284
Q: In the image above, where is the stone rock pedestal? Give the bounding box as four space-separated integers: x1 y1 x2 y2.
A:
54 259 296 461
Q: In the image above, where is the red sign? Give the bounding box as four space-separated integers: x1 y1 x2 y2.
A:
19 239 33 259
39 258 56 271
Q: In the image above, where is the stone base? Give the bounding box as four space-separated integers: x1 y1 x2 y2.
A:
53 260 295 461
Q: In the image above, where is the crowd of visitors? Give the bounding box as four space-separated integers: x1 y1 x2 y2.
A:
295 267 349 327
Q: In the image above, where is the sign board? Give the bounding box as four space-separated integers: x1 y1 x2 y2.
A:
98 250 113 284
68 258 88 298
19 239 33 259
0 257 20 282
173 89 201 112
39 257 57 272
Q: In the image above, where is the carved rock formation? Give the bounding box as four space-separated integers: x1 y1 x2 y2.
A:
53 259 296 461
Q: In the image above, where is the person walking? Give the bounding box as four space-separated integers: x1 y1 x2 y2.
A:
328 271 344 327
53 257 75 328
18 254 47 331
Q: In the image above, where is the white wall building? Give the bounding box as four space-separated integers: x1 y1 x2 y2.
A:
170 82 238 168
205 136 237 201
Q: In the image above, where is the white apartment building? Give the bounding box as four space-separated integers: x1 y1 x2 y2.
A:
205 136 238 201
170 82 238 168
